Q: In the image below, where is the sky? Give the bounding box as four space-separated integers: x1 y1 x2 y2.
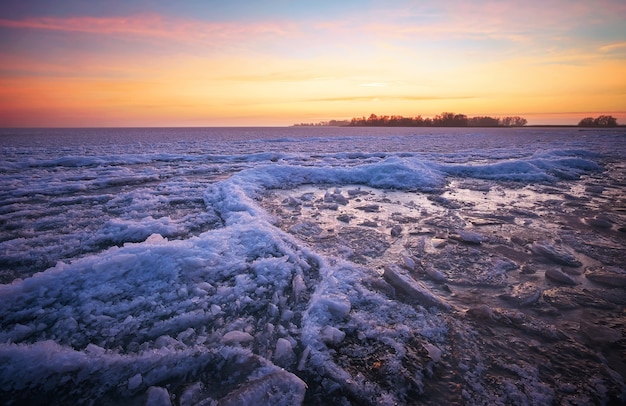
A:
0 0 625 127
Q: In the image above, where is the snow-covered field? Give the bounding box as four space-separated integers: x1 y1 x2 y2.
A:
1 127 625 405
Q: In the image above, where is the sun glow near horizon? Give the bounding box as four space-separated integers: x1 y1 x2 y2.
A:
0 1 625 127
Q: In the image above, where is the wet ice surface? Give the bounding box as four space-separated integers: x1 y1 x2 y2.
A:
263 175 626 404
1 127 625 405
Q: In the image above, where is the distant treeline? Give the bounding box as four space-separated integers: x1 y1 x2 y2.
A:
293 113 620 127
293 119 351 127
578 115 619 127
348 112 527 127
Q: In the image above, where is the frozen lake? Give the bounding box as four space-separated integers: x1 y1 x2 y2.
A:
1 127 625 404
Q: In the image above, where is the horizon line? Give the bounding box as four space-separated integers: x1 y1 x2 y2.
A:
2 124 626 130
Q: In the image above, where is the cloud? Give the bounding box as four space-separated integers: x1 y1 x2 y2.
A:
0 15 293 43
306 95 475 102
599 42 626 52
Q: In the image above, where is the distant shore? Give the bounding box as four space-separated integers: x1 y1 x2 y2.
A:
292 124 626 128
293 113 621 128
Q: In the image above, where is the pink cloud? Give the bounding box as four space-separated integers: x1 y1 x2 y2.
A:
0 14 293 43
311 0 625 47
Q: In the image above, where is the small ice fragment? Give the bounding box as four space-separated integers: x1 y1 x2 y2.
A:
290 221 323 236
498 282 542 306
431 238 446 248
585 267 626 287
145 233 166 244
347 187 364 196
401 255 416 270
179 382 204 406
337 214 352 223
531 242 582 267
297 345 311 371
360 220 378 227
456 230 483 244
85 343 106 355
221 330 254 345
383 264 451 310
545 268 578 285
273 338 296 367
423 343 442 363
10 324 34 341
320 325 346 346
281 309 294 322
423 264 447 283
391 225 403 237
328 190 349 205
585 185 604 194
285 196 301 207
580 321 622 344
176 328 195 342
268 303 279 317
128 373 142 391
155 335 183 349
313 295 351 318
356 204 379 212
586 216 612 228
145 386 172 406
466 304 494 320
292 274 306 302
210 304 221 315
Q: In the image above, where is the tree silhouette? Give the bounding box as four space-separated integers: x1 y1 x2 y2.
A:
578 115 618 127
348 112 527 127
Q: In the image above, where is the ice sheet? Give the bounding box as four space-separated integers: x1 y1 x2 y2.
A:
1 127 625 404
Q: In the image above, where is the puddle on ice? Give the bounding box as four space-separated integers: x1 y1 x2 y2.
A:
262 177 626 404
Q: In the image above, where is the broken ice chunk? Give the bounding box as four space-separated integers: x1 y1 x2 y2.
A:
422 264 447 283
498 282 543 306
290 221 323 237
585 267 626 287
356 204 380 213
431 238 446 248
336 214 352 223
579 321 623 344
221 330 254 345
320 325 346 346
401 254 416 270
383 264 451 310
311 294 351 319
545 268 578 285
145 386 172 406
178 382 205 406
585 216 613 229
423 343 442 363
273 338 296 367
531 242 582 267
324 189 349 205
210 304 222 315
455 230 484 244
292 274 307 302
390 225 403 237
466 304 495 321
128 373 142 391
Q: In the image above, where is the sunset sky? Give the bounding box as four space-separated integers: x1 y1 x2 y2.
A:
1 0 625 127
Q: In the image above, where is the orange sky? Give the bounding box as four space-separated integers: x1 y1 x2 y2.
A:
0 1 625 126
